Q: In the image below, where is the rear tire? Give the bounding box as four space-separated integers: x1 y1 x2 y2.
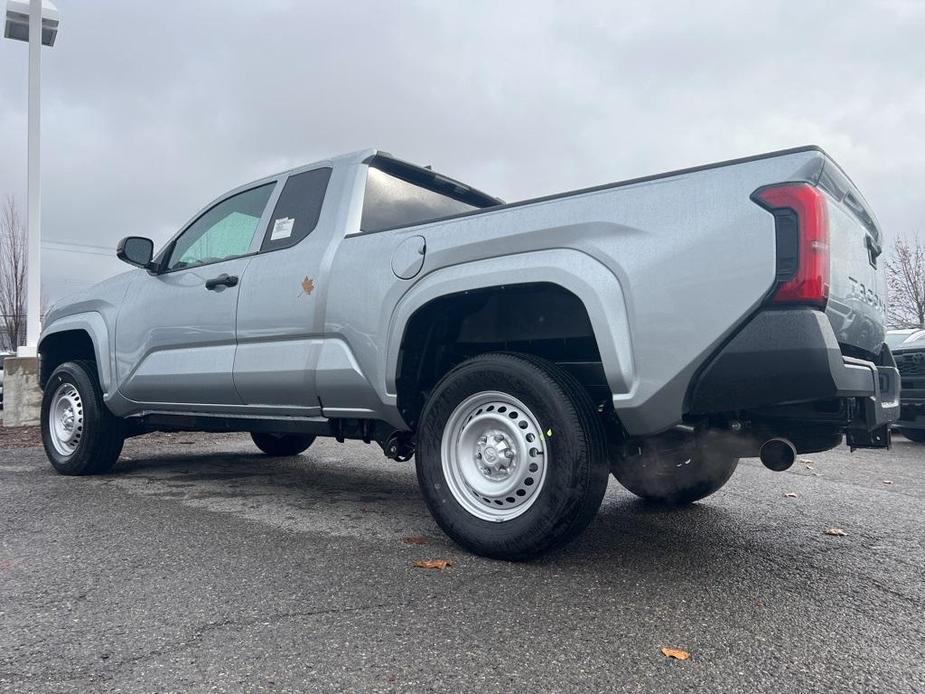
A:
898 428 925 443
250 432 315 457
416 352 609 561
41 360 124 475
611 433 738 506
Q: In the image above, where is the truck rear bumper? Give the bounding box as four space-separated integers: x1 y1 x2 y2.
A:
689 309 900 437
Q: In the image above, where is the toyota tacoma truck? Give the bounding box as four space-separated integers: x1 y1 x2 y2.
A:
38 145 899 559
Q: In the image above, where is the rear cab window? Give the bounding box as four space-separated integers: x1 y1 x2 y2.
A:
360 156 500 233
260 167 332 252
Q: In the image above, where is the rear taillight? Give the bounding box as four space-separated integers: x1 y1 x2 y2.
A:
753 182 830 310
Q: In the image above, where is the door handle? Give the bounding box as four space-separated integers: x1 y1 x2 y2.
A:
205 273 239 290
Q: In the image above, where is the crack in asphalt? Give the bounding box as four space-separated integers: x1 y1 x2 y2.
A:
0 597 426 687
109 597 424 670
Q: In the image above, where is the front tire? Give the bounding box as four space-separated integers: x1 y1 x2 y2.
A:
416 353 609 561
250 432 315 457
41 360 124 475
611 433 738 506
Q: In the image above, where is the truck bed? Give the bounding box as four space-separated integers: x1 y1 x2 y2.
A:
330 146 885 435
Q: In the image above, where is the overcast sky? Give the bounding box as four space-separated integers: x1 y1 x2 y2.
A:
1 0 924 302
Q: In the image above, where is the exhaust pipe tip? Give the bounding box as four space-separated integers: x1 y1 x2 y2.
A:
760 437 797 472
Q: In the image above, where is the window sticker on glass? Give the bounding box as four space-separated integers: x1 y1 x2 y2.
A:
271 217 295 240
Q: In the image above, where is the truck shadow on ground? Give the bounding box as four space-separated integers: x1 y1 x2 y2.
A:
41 442 892 624
113 448 421 496
99 444 847 585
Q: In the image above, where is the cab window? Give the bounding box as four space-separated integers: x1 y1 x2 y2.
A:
167 183 275 271
260 168 331 252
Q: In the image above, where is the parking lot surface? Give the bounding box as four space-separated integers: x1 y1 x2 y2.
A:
1 427 923 693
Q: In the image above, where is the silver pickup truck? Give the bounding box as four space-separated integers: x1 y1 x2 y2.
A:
39 146 899 559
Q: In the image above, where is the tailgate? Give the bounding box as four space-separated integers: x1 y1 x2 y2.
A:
817 160 887 357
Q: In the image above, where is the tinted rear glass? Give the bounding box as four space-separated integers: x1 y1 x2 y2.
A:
361 167 481 233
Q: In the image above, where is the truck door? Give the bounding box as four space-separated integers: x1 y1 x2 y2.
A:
232 166 333 414
115 182 277 407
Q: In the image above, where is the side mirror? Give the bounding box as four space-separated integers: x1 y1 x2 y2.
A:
116 236 155 270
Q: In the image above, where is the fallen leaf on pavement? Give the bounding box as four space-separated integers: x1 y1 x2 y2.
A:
414 559 452 570
799 458 815 464
402 536 428 545
883 480 894 485
823 527 847 537
660 647 690 661
784 492 798 498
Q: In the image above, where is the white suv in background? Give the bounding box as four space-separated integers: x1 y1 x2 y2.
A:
886 328 925 349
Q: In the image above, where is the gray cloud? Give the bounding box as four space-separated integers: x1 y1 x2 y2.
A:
1 0 923 302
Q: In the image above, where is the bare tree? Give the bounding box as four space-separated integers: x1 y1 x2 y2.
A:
0 195 27 352
886 234 925 329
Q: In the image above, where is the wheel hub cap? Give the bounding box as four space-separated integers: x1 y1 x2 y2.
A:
49 383 84 457
441 391 548 522
476 431 516 478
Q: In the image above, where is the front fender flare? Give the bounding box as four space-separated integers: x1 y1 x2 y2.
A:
39 312 113 396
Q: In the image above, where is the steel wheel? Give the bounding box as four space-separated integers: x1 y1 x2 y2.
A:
440 390 548 522
417 353 609 559
48 382 84 457
41 361 124 475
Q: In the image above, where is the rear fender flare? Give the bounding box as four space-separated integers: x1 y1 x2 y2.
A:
384 248 635 401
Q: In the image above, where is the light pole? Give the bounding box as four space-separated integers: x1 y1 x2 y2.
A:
3 0 59 357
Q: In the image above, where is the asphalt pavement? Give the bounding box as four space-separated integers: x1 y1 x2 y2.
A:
1 427 923 693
